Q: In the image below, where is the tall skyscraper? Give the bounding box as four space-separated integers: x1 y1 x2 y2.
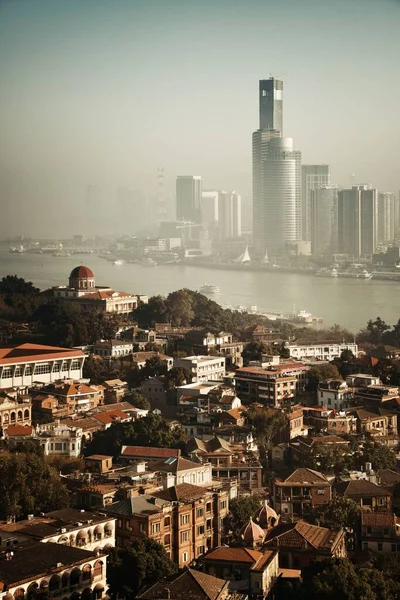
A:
377 192 395 245
338 185 378 256
301 165 331 242
252 78 302 253
263 138 301 252
259 78 283 132
219 191 242 239
176 176 202 222
310 186 338 255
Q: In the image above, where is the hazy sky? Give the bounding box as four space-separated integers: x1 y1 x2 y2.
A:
0 0 399 236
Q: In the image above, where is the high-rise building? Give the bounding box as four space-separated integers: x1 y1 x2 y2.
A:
377 192 395 245
310 186 338 255
201 191 219 229
301 165 331 242
338 185 378 257
218 190 242 239
259 78 283 132
176 176 202 223
263 138 301 253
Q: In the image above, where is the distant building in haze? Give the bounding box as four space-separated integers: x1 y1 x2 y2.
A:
302 165 331 241
377 192 395 245
176 176 202 223
311 186 338 255
338 185 378 256
259 78 283 132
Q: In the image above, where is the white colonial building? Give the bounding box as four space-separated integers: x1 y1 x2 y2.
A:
38 421 83 457
0 343 85 389
173 356 226 383
286 341 358 362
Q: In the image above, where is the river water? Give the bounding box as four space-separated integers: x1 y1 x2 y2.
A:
1 248 399 333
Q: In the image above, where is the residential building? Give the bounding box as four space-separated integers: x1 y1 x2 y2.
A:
120 446 181 462
0 508 116 552
337 185 378 256
264 520 346 569
37 380 104 412
234 360 309 406
352 384 399 408
129 351 173 370
103 379 129 404
136 568 230 600
334 479 391 511
286 340 358 362
0 540 108 600
173 356 226 383
176 176 202 223
360 511 400 552
303 406 357 435
0 343 85 389
302 165 331 242
93 340 134 359
186 436 263 492
180 330 244 369
150 456 213 488
203 547 279 597
317 380 353 410
84 455 113 474
53 265 142 315
103 482 229 568
347 407 398 446
273 468 332 521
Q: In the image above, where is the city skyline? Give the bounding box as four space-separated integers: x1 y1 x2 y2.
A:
0 0 399 237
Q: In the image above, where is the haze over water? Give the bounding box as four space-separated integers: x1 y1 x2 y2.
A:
1 249 400 333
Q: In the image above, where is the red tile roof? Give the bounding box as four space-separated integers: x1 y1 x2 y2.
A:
203 547 263 564
0 343 84 365
120 446 180 459
93 410 130 424
6 425 34 437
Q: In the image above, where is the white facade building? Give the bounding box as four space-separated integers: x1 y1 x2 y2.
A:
286 341 358 362
38 421 83 457
0 343 85 389
317 380 351 411
173 356 226 383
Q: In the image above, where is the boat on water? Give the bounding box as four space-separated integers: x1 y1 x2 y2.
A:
200 284 220 294
140 257 157 267
113 260 124 265
9 245 25 254
316 266 372 279
316 267 338 277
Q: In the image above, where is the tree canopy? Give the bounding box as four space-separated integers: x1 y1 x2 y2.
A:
0 275 40 295
84 413 186 457
107 539 177 599
0 446 69 519
307 364 341 391
227 496 261 541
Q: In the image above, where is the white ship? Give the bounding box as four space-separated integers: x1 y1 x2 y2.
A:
200 284 220 294
113 260 124 265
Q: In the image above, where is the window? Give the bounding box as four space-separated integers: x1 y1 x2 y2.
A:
206 503 212 513
367 527 372 534
34 363 51 375
151 522 161 535
1 368 12 379
71 360 81 370
25 366 32 375
196 507 204 518
197 525 205 536
14 368 22 378
378 543 383 551
197 545 205 556
317 489 325 496
182 552 188 563
164 516 171 528
180 513 190 526
220 501 227 510
180 530 190 543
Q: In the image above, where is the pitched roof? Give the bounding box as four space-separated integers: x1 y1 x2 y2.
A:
264 520 342 550
137 568 228 600
0 343 84 366
251 550 277 572
335 479 390 497
278 468 330 485
77 290 134 300
203 546 263 564
5 425 34 437
93 409 130 424
361 512 395 528
151 456 203 474
120 446 180 459
154 483 210 502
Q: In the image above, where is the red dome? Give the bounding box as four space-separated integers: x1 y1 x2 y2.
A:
69 265 94 279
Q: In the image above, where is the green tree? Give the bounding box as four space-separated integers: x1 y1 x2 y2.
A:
227 496 261 540
242 341 269 365
0 275 40 295
133 295 169 327
357 441 397 470
126 390 150 410
166 289 195 326
311 496 360 530
107 539 177 599
0 447 69 519
245 408 288 461
84 413 185 457
307 364 341 391
295 442 354 474
366 317 391 344
164 367 191 391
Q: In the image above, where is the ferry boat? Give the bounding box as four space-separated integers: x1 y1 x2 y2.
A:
200 284 220 294
113 260 124 266
316 267 338 277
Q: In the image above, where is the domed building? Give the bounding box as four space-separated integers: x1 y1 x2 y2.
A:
239 517 265 547
53 266 147 316
253 501 280 531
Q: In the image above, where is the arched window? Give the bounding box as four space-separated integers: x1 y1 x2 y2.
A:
94 525 103 541
81 588 92 600
59 536 69 545
17 411 23 422
3 413 9 424
24 409 30 420
82 565 91 583
14 588 25 599
62 572 69 589
93 561 103 578
40 580 49 591
10 411 16 423
49 575 61 592
70 568 81 587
